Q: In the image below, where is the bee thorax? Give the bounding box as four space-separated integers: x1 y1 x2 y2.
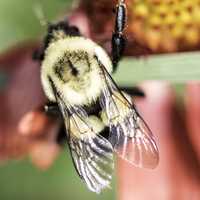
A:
41 37 113 106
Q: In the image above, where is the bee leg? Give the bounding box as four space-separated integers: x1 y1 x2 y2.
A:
32 48 45 61
119 86 146 98
56 123 67 144
44 102 62 117
112 0 126 71
44 102 66 144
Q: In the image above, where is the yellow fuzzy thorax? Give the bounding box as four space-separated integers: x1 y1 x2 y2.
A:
129 0 200 52
41 36 113 106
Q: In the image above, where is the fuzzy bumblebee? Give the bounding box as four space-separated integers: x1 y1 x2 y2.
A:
37 0 159 193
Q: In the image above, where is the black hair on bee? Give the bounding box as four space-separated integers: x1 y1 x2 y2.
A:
33 21 81 61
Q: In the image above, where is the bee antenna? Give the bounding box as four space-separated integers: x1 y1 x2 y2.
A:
33 2 48 27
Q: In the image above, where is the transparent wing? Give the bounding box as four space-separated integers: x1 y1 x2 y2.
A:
69 134 114 193
50 79 114 193
97 60 159 169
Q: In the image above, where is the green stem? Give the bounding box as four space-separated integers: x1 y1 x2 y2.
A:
113 52 200 86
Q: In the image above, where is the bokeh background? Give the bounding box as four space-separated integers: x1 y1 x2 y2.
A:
0 0 115 199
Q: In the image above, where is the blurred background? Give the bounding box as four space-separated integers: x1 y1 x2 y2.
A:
0 0 115 199
1 0 200 200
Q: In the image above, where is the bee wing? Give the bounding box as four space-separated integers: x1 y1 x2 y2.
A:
49 79 114 193
68 134 114 193
64 106 114 193
97 60 159 169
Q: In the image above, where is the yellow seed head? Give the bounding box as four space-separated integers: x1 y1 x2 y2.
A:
129 0 200 52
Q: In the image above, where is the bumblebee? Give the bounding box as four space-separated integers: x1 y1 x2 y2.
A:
35 0 159 193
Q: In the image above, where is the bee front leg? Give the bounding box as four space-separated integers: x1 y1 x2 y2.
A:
112 0 127 71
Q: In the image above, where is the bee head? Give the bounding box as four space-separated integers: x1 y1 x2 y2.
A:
33 21 81 61
44 21 81 50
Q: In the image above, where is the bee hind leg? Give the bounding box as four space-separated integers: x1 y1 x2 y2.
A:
111 0 127 71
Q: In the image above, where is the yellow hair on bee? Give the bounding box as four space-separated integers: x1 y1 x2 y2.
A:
67 115 105 139
41 36 113 106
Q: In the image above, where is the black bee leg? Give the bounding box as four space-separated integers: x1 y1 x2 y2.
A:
112 0 127 72
32 48 45 61
119 86 145 98
43 103 66 144
44 102 62 117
